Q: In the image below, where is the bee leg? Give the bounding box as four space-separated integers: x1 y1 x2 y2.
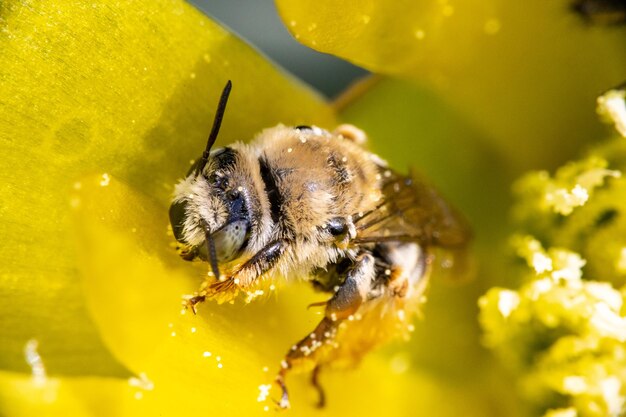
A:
275 371 291 409
275 253 375 408
307 300 328 309
311 365 325 408
324 252 374 321
275 317 337 409
181 294 206 315
207 239 287 295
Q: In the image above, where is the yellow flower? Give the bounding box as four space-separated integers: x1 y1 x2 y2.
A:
480 237 626 417
1 0 625 416
480 97 626 416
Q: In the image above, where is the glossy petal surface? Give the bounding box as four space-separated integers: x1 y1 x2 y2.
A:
71 174 494 415
0 0 334 376
277 0 626 170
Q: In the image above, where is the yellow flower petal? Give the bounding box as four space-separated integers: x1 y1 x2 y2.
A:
0 366 497 417
73 174 498 415
0 0 334 375
278 0 626 169
0 370 141 417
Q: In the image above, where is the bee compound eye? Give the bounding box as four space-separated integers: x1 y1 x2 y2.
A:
327 217 348 237
169 199 189 243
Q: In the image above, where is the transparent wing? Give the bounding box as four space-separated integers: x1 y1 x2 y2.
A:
353 168 471 249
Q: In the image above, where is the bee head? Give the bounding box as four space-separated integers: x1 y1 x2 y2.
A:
169 81 247 280
170 146 251 257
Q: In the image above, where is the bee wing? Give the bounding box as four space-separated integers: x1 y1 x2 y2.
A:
352 168 471 249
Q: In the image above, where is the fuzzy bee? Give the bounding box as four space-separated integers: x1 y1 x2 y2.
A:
169 81 471 409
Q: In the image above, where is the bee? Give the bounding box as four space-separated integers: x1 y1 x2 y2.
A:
169 81 471 409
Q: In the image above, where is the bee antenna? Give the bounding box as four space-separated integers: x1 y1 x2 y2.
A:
204 226 221 281
196 80 232 175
